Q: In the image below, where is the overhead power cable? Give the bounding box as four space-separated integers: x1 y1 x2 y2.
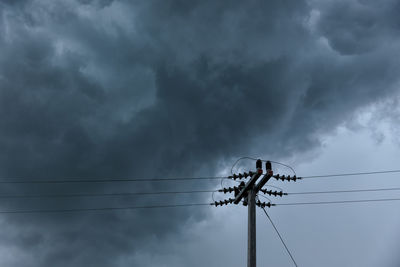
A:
0 203 211 214
2 198 400 214
288 187 400 195
261 207 298 267
0 169 398 184
0 190 218 199
275 198 400 206
0 186 398 200
0 176 225 184
302 170 400 179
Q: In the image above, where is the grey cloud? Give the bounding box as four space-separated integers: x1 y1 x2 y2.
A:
314 0 400 55
0 0 399 266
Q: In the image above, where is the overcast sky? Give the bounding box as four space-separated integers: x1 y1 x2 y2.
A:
0 0 400 266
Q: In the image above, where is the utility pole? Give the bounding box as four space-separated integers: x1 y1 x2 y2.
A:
247 185 256 267
214 159 300 267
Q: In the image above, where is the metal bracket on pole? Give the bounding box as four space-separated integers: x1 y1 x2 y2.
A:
233 159 263 205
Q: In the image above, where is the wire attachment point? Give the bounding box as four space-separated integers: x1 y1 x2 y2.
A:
260 189 287 197
218 186 238 194
255 200 274 208
228 171 254 180
274 174 301 182
213 198 235 207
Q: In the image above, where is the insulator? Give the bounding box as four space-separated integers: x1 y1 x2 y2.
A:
238 173 243 179
248 171 254 176
273 174 301 182
243 172 249 178
233 174 238 180
265 161 272 170
219 187 236 194
256 201 272 208
219 201 224 206
224 199 229 205
256 159 262 169
261 189 286 197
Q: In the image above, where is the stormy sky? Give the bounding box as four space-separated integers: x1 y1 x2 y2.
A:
0 0 400 266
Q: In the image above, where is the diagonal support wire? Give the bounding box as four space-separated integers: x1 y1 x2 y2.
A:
261 207 299 267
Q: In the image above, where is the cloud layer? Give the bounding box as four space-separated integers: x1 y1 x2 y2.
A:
0 0 399 266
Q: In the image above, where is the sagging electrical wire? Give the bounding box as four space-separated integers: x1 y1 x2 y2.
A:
230 156 297 176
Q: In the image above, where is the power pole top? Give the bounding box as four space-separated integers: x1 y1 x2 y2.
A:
233 159 263 204
214 159 300 267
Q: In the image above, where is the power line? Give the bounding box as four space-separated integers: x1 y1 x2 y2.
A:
275 198 400 206
261 207 298 267
3 197 400 214
0 203 211 214
1 186 399 200
0 190 217 199
288 187 400 195
0 176 225 184
302 170 400 179
0 169 399 184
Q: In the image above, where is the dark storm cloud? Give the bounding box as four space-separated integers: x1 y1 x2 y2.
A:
0 0 399 266
314 0 400 55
